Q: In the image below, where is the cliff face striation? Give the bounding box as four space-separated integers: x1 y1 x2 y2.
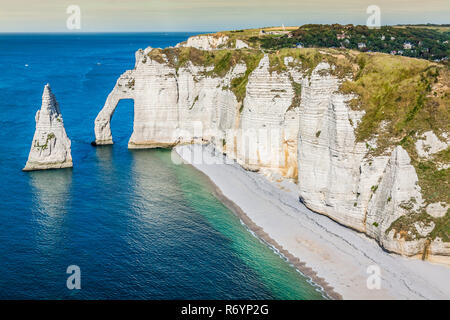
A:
24 84 72 171
94 35 449 261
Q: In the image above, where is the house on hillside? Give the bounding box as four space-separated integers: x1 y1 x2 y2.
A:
358 42 366 49
403 42 413 50
337 33 348 40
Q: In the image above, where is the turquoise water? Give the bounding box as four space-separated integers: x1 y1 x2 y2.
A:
0 33 325 299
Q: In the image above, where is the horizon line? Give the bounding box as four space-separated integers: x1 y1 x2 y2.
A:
1 23 448 34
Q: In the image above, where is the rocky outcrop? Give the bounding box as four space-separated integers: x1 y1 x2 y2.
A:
95 48 239 148
93 47 449 259
176 34 230 50
177 34 249 50
235 40 249 49
234 55 299 178
23 84 72 171
365 146 425 254
94 70 135 145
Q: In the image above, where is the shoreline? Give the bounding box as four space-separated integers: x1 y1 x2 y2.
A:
175 144 450 300
202 166 341 300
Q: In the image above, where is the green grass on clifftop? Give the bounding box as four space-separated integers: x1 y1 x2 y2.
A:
340 54 449 149
148 47 263 102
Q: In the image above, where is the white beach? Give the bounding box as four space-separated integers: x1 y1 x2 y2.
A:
175 144 450 300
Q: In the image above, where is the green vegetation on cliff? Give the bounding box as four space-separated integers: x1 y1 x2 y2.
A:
199 24 449 64
336 51 449 242
266 47 356 78
256 24 449 63
33 132 56 151
230 52 264 101
340 54 449 148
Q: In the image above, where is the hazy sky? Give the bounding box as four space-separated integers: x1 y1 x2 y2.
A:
0 0 448 32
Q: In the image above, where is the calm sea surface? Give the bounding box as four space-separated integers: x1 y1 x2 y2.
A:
0 33 325 299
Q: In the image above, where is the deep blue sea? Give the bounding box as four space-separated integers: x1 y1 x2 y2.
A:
0 33 325 299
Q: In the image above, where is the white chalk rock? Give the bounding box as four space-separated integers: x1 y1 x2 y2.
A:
414 221 435 237
235 39 249 49
178 34 229 50
23 84 72 171
426 202 448 218
415 131 449 158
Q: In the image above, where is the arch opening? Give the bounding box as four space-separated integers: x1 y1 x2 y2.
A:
110 98 135 147
93 72 135 146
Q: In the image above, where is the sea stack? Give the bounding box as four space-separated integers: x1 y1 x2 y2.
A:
23 84 73 171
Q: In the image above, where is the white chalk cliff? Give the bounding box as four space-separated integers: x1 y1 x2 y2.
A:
94 42 449 260
24 84 72 171
176 34 249 50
